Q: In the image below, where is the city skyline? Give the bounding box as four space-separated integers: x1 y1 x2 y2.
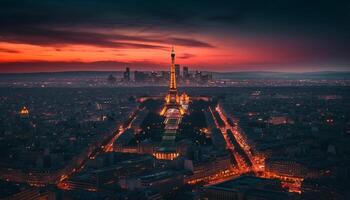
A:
1 1 350 199
0 0 349 73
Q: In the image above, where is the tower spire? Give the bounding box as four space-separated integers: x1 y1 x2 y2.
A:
170 46 177 91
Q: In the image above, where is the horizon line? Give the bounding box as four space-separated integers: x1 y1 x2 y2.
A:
1 69 350 75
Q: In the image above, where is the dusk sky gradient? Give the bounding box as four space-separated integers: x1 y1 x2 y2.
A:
0 0 349 72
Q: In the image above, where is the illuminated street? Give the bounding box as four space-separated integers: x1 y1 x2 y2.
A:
57 109 138 189
210 103 304 193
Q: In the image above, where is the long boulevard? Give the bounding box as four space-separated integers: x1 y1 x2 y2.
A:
210 103 303 193
57 110 138 189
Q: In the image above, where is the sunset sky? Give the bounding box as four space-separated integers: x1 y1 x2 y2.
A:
0 0 349 73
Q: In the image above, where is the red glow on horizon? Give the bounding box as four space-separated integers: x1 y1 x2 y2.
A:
0 33 343 73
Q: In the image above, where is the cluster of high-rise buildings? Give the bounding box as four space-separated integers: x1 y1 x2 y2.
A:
118 65 212 85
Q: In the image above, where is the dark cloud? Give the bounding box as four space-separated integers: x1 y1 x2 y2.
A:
0 27 213 49
1 0 349 41
0 0 217 49
0 28 162 49
0 47 19 53
169 38 214 48
1 0 348 32
179 53 196 59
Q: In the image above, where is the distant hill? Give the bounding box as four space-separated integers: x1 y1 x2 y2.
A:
0 71 123 81
210 71 350 80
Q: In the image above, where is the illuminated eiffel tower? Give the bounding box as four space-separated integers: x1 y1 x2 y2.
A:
160 46 185 116
168 46 179 106
155 47 189 160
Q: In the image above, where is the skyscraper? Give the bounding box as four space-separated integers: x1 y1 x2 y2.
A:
175 64 180 79
123 67 130 81
183 66 189 79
